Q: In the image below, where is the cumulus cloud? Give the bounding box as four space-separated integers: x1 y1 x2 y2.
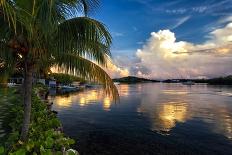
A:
105 21 232 79
104 59 129 78
128 23 232 79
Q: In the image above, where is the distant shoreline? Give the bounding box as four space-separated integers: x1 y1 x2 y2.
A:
113 76 232 85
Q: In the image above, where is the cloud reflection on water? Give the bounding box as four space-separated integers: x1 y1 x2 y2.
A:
138 90 190 134
137 85 232 139
51 84 232 140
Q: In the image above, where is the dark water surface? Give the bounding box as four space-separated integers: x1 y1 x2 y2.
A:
49 83 232 155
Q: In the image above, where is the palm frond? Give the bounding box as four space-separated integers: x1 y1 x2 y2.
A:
57 0 99 17
54 53 119 101
57 17 112 66
0 0 17 33
0 44 18 80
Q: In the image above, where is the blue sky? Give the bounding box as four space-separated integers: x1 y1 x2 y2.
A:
93 0 232 51
91 0 232 79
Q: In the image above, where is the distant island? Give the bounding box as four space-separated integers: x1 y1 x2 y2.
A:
113 76 159 83
202 75 232 85
163 75 232 85
113 75 232 85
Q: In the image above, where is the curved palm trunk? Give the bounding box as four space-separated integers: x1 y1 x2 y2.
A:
20 61 33 141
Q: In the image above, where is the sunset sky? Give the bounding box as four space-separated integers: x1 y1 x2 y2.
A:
92 0 232 79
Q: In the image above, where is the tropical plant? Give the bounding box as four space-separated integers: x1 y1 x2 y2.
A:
1 86 76 154
50 73 86 85
0 0 118 142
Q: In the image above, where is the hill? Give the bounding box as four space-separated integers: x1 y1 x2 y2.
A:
113 76 159 83
207 75 232 85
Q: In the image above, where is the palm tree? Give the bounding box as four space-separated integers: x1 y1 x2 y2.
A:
0 0 118 141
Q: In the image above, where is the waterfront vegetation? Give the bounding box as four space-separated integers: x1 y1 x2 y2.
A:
113 76 159 83
114 75 232 85
0 86 76 155
50 73 86 85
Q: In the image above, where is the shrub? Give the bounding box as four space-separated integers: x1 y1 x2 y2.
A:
1 87 76 155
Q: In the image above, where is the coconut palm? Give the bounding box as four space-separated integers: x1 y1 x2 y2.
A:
0 0 118 141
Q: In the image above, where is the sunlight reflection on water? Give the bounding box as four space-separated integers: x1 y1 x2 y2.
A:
49 83 232 154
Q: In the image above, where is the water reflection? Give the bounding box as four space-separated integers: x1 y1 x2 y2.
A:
215 108 232 139
158 102 188 132
53 96 72 108
137 85 232 138
78 90 100 106
50 83 232 154
103 97 111 111
52 84 232 138
51 88 113 111
198 104 232 139
117 84 130 96
162 90 189 95
137 86 191 133
138 100 190 133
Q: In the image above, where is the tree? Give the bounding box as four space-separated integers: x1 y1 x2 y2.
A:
0 0 118 141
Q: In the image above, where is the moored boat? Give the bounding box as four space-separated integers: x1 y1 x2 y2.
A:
182 81 195 85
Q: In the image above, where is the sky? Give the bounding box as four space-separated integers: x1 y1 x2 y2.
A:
91 0 232 79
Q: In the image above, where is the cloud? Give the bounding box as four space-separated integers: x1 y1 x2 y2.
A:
104 59 129 78
165 7 207 15
171 16 191 29
137 41 144 45
112 32 125 37
192 6 207 13
135 24 232 79
165 0 232 15
218 16 232 24
165 9 186 14
113 22 232 79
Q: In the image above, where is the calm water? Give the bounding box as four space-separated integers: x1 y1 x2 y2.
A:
49 83 232 155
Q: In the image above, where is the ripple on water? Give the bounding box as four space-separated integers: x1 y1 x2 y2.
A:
217 92 232 97
50 83 232 155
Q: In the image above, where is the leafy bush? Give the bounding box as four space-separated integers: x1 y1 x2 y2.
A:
50 73 86 85
1 87 76 155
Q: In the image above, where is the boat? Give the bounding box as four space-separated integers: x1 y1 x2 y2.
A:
60 85 78 92
7 83 19 87
182 81 195 85
114 82 120 85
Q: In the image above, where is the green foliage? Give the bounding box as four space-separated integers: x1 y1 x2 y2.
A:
113 76 158 83
208 75 232 85
33 83 49 96
3 87 75 154
0 0 119 100
0 146 4 154
50 73 86 85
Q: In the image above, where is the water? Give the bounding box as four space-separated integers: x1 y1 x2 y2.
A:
49 83 232 155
